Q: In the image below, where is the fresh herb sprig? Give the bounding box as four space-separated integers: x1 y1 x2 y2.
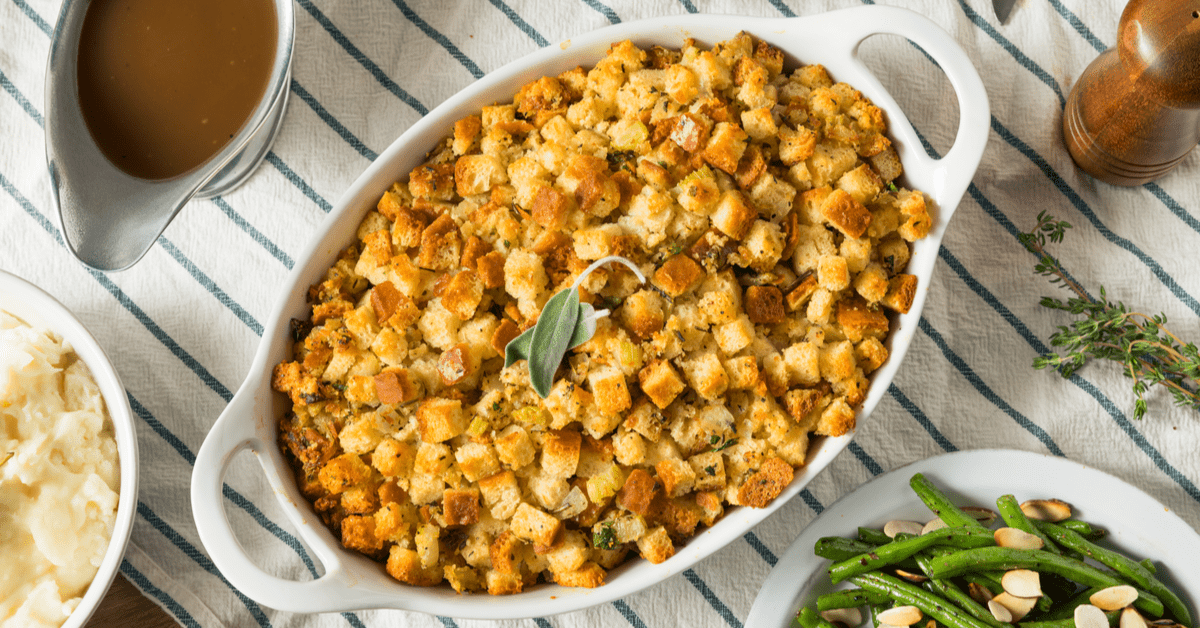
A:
1020 211 1200 419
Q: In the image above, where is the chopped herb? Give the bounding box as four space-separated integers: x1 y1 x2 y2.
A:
330 382 347 392
593 521 617 550
709 435 721 445
606 150 637 169
601 295 624 310
491 402 502 412
704 465 716 476
503 240 512 247
888 181 898 192
712 437 739 452
667 242 684 256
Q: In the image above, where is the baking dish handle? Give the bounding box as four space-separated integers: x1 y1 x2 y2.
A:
191 389 364 612
835 6 991 206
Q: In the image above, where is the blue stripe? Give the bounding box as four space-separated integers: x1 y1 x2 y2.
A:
950 0 1065 105
290 79 378 162
120 559 204 628
769 0 796 18
437 616 460 627
0 70 44 128
388 0 483 78
293 0 428 115
9 0 50 35
581 0 620 23
613 600 649 628
678 0 698 13
846 441 883 476
486 0 550 48
1145 184 1200 239
743 532 778 567
887 383 958 452
535 619 554 628
918 316 1066 457
683 569 743 628
1046 0 1107 53
136 502 273 628
266 152 333 213
799 488 824 514
211 197 295 270
990 117 1200 317
158 237 264 336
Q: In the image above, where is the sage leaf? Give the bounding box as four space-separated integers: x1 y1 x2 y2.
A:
528 287 581 398
569 303 598 349
504 326 534 368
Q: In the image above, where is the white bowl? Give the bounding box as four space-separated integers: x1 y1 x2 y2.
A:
0 270 139 628
191 6 990 620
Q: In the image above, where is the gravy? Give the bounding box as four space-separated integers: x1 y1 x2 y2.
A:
77 0 277 180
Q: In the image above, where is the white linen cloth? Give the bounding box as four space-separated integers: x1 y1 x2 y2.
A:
2 0 1199 626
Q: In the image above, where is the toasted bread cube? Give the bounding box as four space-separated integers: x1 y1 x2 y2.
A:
409 163 455 201
636 526 675 564
817 255 850 291
613 427 647 466
882 274 918 314
779 124 816 166
783 342 821 386
856 337 889 373
820 189 872 239
711 191 757 240
553 562 606 588
701 121 748 175
688 451 726 492
638 359 686 409
369 327 408 367
620 289 666 340
504 249 548 302
542 429 582 478
745 285 785 325
740 106 777 141
477 250 506 289
617 468 660 516
656 458 697 497
749 172 796 221
371 438 416 478
546 530 592 575
682 352 729 400
452 114 482 155
486 570 524 595
387 546 443 586
737 457 794 508
715 315 755 355
511 503 562 547
479 470 522 520
572 223 625 261
418 214 463 272
529 472 570 511
589 366 632 416
374 500 414 542
455 154 508 197
416 397 466 443
784 388 823 422
532 185 573 231
837 163 882 206
407 473 445 505
734 220 784 273
444 488 481 527
373 368 421 405
816 397 856 436
724 355 760 390
665 63 699 104
319 453 372 495
806 288 835 325
442 270 484 321
786 273 819 311
654 254 704 297
414 442 453 477
854 263 890 303
455 442 501 483
836 297 890 343
376 185 412 222
493 424 535 469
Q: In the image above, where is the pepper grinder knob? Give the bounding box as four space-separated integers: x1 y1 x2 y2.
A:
1063 0 1200 186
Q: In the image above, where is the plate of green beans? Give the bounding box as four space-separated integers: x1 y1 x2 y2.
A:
745 449 1197 628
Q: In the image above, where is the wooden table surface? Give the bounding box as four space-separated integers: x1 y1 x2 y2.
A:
86 575 180 628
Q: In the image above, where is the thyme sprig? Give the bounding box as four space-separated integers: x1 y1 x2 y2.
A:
1020 211 1200 419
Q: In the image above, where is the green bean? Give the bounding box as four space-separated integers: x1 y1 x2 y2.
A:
910 473 986 528
961 572 1004 595
925 547 1165 618
796 606 840 628
1141 559 1158 574
859 526 892 545
816 536 881 561
997 494 1062 555
829 527 996 583
1058 520 1107 540
1019 611 1120 628
816 589 891 611
1040 587 1101 621
850 572 994 628
1035 521 1191 627
922 576 1008 628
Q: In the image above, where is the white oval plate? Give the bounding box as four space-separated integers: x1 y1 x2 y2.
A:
745 449 1200 627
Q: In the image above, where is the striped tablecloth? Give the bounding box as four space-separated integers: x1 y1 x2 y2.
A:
3 0 1199 626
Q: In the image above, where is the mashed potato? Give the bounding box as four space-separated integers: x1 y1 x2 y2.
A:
0 311 120 628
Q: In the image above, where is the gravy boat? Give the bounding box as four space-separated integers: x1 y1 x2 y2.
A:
45 0 295 272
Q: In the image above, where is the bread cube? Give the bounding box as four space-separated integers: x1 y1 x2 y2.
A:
736 457 794 508
715 315 755 355
455 442 501 482
417 298 461 351
882 274 918 313
856 337 889 373
733 220 785 273
371 438 416 478
409 163 455 201
711 190 757 240
588 366 632 416
478 470 522 520
620 289 666 340
815 397 856 436
416 397 467 443
782 342 821 386
455 154 508 197
319 453 372 495
653 254 704 297
701 121 748 174
511 503 562 547
817 255 850 291
656 458 697 497
443 488 481 527
493 424 535 469
681 352 729 400
745 285 785 325
637 359 686 409
636 526 675 564
749 172 796 221
820 189 872 239
542 429 583 478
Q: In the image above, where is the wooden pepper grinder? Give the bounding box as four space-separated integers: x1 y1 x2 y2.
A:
1063 0 1200 186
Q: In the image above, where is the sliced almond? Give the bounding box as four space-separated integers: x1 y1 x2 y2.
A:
1076 604 1110 628
993 592 1037 621
1020 498 1072 522
821 607 863 627
895 568 929 583
1091 585 1139 611
922 518 949 535
877 606 924 626
1001 569 1042 598
963 506 998 526
1121 607 1149 628
884 520 925 538
994 527 1044 550
988 599 1014 623
968 582 995 605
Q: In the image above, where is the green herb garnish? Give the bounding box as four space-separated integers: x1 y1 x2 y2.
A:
593 521 617 550
505 256 646 397
711 437 738 452
1021 211 1200 419
888 181 898 192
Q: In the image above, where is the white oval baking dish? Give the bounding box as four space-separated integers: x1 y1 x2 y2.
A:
191 6 989 619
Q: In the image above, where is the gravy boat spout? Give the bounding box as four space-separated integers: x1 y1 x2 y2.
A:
45 0 296 272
